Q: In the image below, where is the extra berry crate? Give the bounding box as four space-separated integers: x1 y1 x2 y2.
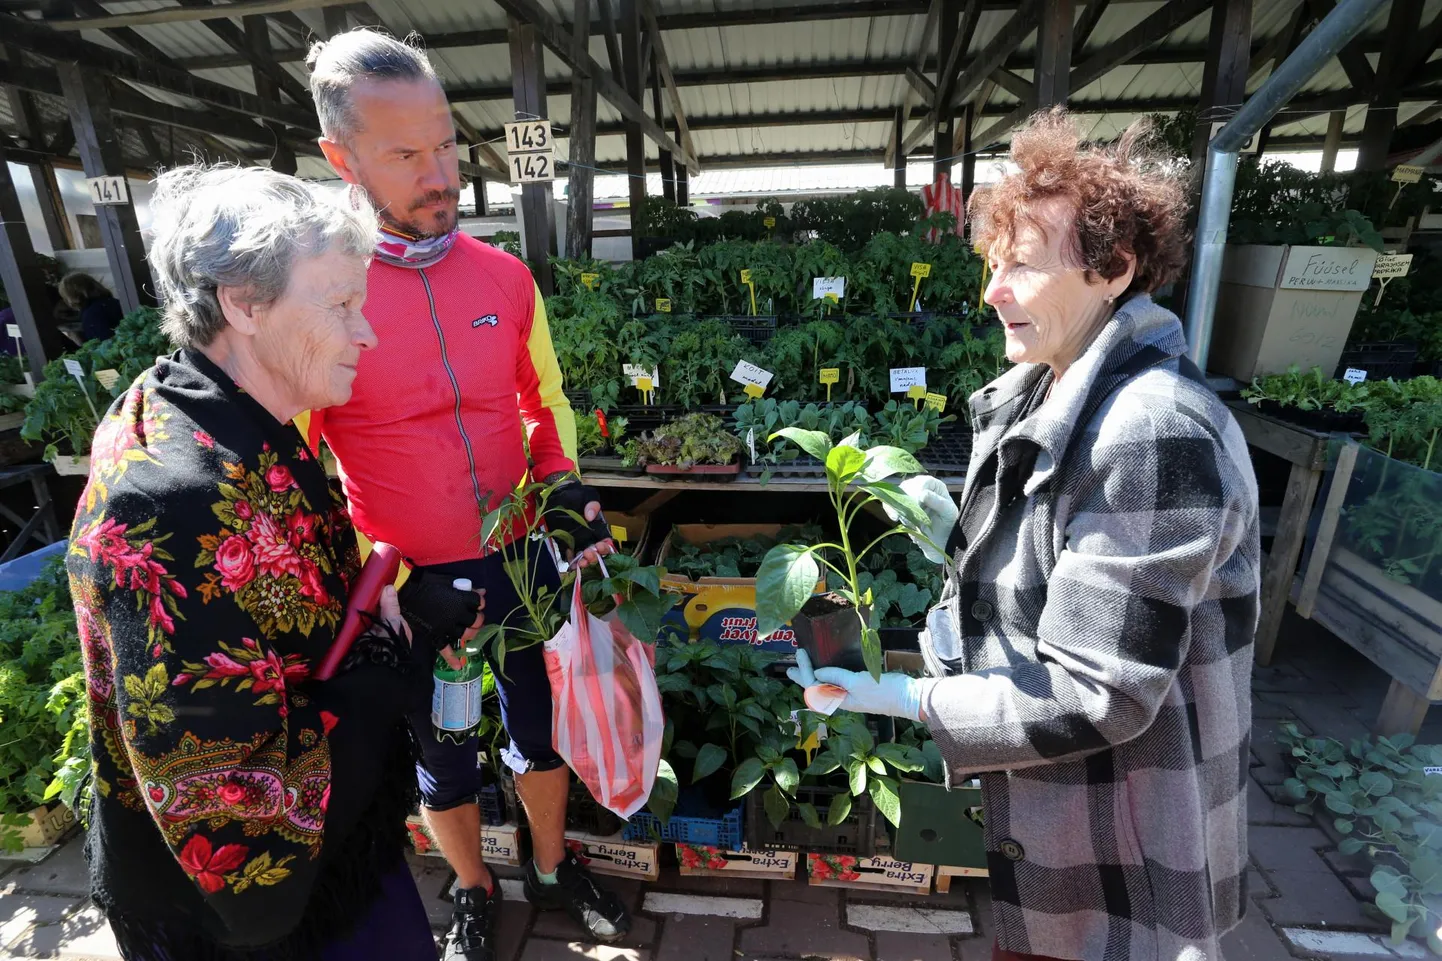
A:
623 803 744 849
745 784 877 857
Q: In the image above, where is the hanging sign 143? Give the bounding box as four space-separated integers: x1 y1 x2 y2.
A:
503 120 552 153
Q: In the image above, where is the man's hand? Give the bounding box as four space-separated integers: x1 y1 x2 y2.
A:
438 593 486 670
544 477 616 568
398 571 485 669
785 649 933 722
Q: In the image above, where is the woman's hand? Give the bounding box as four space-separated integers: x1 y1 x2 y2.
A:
785 649 933 722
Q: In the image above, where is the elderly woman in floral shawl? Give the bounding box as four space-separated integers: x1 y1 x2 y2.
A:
66 164 451 961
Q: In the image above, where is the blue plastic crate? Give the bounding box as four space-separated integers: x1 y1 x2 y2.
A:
623 804 744 849
479 783 509 826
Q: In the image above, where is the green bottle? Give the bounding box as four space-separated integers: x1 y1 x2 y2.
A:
431 578 485 744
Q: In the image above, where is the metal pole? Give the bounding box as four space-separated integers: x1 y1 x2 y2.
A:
1184 0 1388 370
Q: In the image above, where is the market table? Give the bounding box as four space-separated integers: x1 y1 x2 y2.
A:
0 463 62 563
1224 401 1334 667
581 470 968 519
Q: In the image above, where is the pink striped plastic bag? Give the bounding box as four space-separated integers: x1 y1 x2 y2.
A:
543 568 664 820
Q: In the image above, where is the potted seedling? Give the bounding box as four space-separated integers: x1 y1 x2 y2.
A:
752 428 946 679
621 412 745 478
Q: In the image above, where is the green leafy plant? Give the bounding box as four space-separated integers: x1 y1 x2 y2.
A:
663 524 824 581
753 429 945 678
872 399 955 454
1278 723 1442 953
574 410 627 458
620 413 743 469
790 711 927 828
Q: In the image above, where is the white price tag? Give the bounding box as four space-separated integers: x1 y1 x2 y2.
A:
94 368 120 390
746 427 757 462
889 367 927 393
86 175 129 206
5 324 18 339
812 277 846 300
1392 164 1424 184
729 360 774 390
508 150 555 183
63 359 85 380
503 120 553 153
1343 368 1368 385
622 364 660 388
1426 767 1442 777
1372 253 1414 279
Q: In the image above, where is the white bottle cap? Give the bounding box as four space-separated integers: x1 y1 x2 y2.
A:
453 578 473 592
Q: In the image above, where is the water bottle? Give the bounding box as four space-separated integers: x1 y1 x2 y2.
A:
431 578 485 743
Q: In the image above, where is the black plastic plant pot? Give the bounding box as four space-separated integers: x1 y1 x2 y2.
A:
793 592 867 672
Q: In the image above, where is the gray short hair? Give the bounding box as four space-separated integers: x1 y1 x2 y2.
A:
147 164 377 348
306 28 439 144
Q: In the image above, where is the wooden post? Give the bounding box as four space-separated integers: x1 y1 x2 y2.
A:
508 18 557 294
322 6 348 38
1358 0 1422 171
1189 0 1252 166
893 107 907 190
566 0 596 259
620 0 647 259
1376 678 1432 737
245 15 298 176
1035 0 1074 107
933 0 961 180
1295 441 1359 620
0 146 66 381
1320 110 1345 173
959 104 975 208
27 164 69 252
1254 461 1323 667
56 63 154 313
651 59 675 202
674 119 689 206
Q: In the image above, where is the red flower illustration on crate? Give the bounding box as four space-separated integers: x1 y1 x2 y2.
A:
808 852 860 883
408 821 432 855
564 838 592 865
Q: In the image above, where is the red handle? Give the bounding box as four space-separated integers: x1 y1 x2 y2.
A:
314 542 403 681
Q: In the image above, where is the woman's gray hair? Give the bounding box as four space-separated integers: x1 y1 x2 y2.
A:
147 164 377 348
306 28 438 145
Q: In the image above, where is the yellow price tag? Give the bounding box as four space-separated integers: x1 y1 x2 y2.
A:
608 524 628 544
924 391 947 413
739 269 753 284
656 298 672 313
743 383 765 399
763 217 776 228
581 272 599 290
636 376 653 393
907 385 927 400
824 292 839 304
819 368 840 385
94 368 120 390
910 262 932 278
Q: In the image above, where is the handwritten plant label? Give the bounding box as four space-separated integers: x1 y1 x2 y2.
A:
739 269 753 284
580 272 600 290
1343 368 1368 385
1372 253 1414 279
622 364 660 388
655 298 672 313
743 383 765 399
906 385 927 400
729 360 774 391
635 376 654 394
1279 248 1377 292
609 524 628 544
889 367 926 393
910 262 932 278
5 324 18 339
818 368 840 385
924 391 947 412
1425 766 1442 777
63 359 85 380
94 369 120 390
1392 164 1424 184
763 217 776 229
812 277 846 301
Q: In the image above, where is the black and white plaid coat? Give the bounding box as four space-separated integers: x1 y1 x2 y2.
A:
919 295 1260 961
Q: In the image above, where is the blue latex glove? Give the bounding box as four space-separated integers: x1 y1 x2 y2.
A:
879 475 958 564
785 649 933 722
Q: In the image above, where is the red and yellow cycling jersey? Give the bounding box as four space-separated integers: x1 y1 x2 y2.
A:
302 234 576 567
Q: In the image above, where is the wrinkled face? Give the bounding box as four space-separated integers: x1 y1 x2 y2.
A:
984 196 1128 373
323 78 461 238
250 247 375 411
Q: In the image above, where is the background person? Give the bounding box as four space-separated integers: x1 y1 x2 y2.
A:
788 110 1261 961
58 271 123 342
66 164 451 961
302 29 624 961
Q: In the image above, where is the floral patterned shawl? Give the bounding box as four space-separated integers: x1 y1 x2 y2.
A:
67 348 416 959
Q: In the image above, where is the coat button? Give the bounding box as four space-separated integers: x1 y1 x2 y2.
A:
970 600 994 621
999 838 1025 862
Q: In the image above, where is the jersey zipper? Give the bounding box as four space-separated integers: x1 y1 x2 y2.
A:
419 268 488 527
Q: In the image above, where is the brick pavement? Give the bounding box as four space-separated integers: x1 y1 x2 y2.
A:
0 613 1431 960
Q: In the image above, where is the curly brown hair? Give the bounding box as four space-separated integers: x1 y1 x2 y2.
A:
968 108 1191 297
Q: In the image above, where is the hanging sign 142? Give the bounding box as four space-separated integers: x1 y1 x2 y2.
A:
509 152 555 183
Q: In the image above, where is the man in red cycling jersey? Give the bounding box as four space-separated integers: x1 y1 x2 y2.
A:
303 29 627 961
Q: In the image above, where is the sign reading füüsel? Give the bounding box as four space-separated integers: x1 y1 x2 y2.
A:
1279 248 1376 292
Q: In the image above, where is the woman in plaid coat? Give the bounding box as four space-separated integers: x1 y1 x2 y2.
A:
789 111 1260 960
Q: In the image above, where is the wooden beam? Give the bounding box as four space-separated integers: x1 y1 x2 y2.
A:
0 144 64 380
56 63 154 312
1404 15 1442 83
133 120 165 167
988 68 1032 101
972 101 1030 146
29 162 70 250
1070 0 1211 93
595 0 626 86
1034 0 1073 106
508 17 556 294
1320 109 1345 172
619 0 646 259
903 66 936 106
934 0 963 178
1255 4 1310 156
642 0 698 175
1304 0 1376 90
1072 0 1111 54
1246 1 1308 82
885 0 941 169
959 101 975 200
49 0 346 31
3 15 319 132
949 0 1036 108
322 5 348 37
651 57 675 200
1189 0 1252 163
70 0 185 68
195 8 308 107
892 106 907 187
1358 0 1422 170
567 0 597 259
1402 101 1442 129
489 0 696 171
